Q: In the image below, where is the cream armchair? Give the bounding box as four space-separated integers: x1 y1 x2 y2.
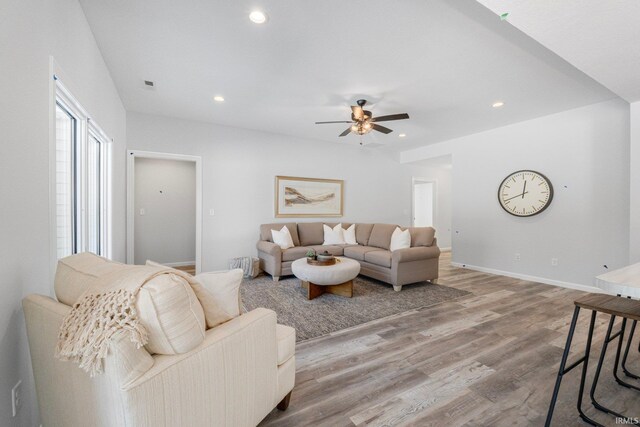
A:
23 294 295 427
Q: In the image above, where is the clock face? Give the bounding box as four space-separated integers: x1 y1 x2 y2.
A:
498 170 553 217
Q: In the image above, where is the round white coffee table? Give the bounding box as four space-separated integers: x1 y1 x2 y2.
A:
291 257 361 300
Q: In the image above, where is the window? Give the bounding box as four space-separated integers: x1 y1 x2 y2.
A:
55 77 111 259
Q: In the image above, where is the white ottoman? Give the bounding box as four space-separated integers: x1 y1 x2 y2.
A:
291 257 361 300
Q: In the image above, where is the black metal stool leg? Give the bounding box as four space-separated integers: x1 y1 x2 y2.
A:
590 316 640 425
546 307 604 427
546 306 582 427
622 320 640 380
612 319 640 391
576 311 601 426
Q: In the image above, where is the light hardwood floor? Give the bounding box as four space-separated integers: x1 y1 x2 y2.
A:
261 252 640 426
174 264 196 275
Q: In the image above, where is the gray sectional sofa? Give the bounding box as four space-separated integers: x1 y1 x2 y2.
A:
256 222 440 291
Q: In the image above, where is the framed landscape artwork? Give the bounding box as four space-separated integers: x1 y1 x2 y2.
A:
275 176 344 218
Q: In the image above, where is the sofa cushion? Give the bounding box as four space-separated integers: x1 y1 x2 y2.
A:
276 324 295 365
343 245 382 261
297 222 324 246
390 227 411 251
368 224 398 250
282 246 311 262
342 224 357 245
325 222 352 229
147 260 237 329
355 223 374 246
135 273 207 354
308 245 344 256
406 227 436 247
194 269 243 319
322 223 344 245
271 226 294 250
364 250 392 268
55 253 206 356
260 223 301 246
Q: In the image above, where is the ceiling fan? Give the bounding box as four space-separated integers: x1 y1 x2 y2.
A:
315 99 410 137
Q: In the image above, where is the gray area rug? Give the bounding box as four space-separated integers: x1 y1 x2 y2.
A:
241 275 471 341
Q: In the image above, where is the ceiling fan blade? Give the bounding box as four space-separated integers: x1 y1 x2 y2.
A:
371 113 410 122
351 105 364 120
338 127 352 137
315 120 353 124
372 124 393 134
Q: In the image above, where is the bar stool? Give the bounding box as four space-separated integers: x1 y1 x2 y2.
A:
545 293 640 427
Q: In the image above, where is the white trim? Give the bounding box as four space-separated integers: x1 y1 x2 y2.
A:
48 57 58 292
440 247 452 252
450 262 603 294
451 262 603 293
162 261 197 268
127 150 202 274
411 177 437 227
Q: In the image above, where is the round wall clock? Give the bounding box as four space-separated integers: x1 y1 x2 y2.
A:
498 170 553 217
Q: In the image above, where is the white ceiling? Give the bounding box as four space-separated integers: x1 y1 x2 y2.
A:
477 0 640 103
79 0 616 151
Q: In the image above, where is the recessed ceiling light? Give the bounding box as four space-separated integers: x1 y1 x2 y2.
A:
249 10 268 24
398 133 406 138
492 101 505 108
213 95 225 102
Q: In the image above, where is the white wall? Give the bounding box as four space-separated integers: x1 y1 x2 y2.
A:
0 1 126 425
630 101 640 262
401 100 630 287
134 158 196 265
126 112 435 271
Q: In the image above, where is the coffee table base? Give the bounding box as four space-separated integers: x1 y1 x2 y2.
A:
302 280 353 300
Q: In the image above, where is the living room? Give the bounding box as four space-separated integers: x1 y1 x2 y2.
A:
2 0 640 426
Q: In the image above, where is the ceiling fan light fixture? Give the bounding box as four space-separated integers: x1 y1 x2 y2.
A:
249 10 268 24
398 133 406 138
492 101 505 108
213 95 225 102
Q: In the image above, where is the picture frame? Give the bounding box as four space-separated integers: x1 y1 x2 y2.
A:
275 176 344 218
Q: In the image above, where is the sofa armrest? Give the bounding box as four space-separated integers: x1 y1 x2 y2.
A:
392 246 441 263
257 240 282 257
122 308 281 426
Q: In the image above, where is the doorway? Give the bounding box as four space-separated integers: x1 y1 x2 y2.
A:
412 179 435 227
127 150 202 274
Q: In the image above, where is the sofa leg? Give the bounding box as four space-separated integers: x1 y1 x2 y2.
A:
277 391 292 411
272 276 280 282
393 285 402 292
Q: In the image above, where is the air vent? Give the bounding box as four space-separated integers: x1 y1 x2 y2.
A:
144 80 154 87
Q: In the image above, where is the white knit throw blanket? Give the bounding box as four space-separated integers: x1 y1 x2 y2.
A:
55 265 194 376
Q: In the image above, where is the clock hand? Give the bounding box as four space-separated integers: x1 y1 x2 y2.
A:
504 192 528 202
521 180 527 199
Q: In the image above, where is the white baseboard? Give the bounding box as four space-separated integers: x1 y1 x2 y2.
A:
440 247 452 252
450 262 602 294
163 261 196 267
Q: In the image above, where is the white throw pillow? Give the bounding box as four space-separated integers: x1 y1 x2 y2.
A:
195 269 243 318
271 226 294 249
390 227 411 251
323 223 345 245
342 224 357 245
